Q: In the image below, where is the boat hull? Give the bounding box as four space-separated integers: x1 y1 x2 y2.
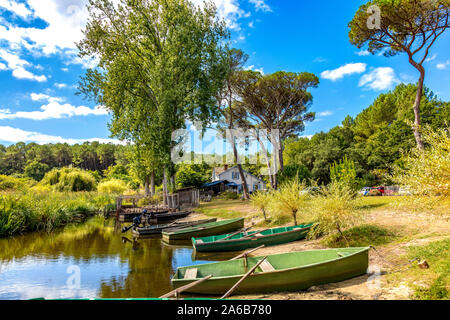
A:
171 247 369 295
192 224 313 252
133 218 217 236
162 218 245 242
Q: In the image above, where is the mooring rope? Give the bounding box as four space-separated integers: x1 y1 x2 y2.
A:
369 246 421 274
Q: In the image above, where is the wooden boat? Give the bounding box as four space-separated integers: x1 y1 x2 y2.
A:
147 211 192 223
192 223 314 252
162 218 245 242
171 247 370 295
132 218 217 236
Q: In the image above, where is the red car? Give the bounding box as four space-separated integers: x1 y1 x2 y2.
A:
373 186 385 195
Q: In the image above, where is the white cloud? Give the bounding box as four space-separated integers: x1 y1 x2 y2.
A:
436 60 450 70
359 67 398 91
0 126 125 145
0 62 7 70
425 54 437 63
191 0 248 30
30 93 63 103
317 111 333 117
356 49 370 56
54 82 67 89
245 64 264 75
321 63 367 81
249 0 272 12
0 101 108 120
0 0 32 18
313 57 327 63
0 49 47 82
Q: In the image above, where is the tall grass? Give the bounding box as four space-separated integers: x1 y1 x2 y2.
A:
0 191 115 237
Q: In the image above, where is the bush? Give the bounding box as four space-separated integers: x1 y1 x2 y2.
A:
250 191 272 221
221 191 240 200
24 161 50 182
137 195 161 207
273 178 310 226
392 125 449 196
98 179 128 195
0 175 32 191
309 180 361 242
277 164 311 185
41 168 97 192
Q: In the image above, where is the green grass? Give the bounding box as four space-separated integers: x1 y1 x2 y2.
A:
406 238 449 300
323 224 398 248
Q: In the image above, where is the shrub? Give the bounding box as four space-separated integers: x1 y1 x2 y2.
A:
273 178 310 226
41 168 97 192
24 161 50 182
277 164 311 185
309 180 361 243
0 175 32 191
250 191 272 221
98 179 128 195
137 195 160 207
330 156 361 192
392 125 449 196
221 191 240 200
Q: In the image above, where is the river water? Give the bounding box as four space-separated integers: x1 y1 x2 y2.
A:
0 216 218 300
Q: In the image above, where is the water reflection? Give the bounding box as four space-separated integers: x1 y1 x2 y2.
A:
0 217 212 300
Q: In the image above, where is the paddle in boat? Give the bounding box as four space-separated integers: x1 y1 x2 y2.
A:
171 247 370 295
192 223 314 252
162 218 245 242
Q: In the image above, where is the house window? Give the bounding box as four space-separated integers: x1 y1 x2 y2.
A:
254 184 259 191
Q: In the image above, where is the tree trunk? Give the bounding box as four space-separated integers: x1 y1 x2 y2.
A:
228 87 250 200
163 166 168 206
150 171 155 197
233 139 249 200
292 210 298 226
413 69 425 150
144 175 150 196
278 131 284 173
256 134 274 189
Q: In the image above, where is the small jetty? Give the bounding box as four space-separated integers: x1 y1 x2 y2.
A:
116 189 200 222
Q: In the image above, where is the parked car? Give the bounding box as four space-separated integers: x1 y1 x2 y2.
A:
359 187 371 196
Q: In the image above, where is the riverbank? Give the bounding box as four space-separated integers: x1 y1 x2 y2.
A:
193 196 449 300
0 191 116 237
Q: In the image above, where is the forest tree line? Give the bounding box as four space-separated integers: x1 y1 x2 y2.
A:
1 82 448 190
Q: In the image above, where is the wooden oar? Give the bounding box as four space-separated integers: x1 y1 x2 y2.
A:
230 245 265 261
239 228 270 240
220 257 268 299
159 275 213 299
220 224 255 242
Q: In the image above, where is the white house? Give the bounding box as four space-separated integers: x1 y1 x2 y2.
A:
212 165 266 193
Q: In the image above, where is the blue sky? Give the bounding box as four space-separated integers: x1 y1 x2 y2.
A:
0 0 449 146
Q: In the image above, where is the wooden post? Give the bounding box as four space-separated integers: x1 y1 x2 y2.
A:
220 257 268 299
159 275 213 299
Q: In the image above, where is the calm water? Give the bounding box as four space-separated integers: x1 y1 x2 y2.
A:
0 217 216 300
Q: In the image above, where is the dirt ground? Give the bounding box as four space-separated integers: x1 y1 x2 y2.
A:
183 205 449 300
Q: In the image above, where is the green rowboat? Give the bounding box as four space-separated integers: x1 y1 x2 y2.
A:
172 247 370 295
162 218 244 242
192 223 314 252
